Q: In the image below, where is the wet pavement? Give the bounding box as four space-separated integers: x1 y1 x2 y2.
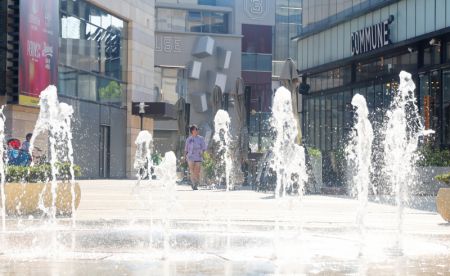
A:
0 180 449 275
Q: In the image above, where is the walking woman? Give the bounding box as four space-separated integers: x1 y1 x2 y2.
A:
184 125 207 190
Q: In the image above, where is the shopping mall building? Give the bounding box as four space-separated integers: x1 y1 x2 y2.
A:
0 0 156 178
153 0 276 154
295 0 450 184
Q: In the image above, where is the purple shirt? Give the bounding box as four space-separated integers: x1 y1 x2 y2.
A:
185 135 207 162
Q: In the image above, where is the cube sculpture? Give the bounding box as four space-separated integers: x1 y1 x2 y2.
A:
187 60 202 79
191 92 208 113
192 36 215 58
208 71 227 92
217 47 232 69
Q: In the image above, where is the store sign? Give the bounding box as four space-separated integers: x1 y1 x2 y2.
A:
155 35 184 53
351 15 394 56
244 0 268 20
19 0 59 106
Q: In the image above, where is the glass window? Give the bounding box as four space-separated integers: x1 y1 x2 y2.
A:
443 70 450 145
332 93 338 149
337 91 344 144
320 97 326 150
343 90 353 130
59 1 127 106
366 85 374 111
308 98 314 145
256 54 272 72
201 11 212 33
78 73 97 101
187 11 202 32
161 68 180 105
98 78 124 105
431 71 442 145
58 66 77 97
170 9 186 32
446 41 450 63
211 12 227 33
242 53 256 71
88 5 102 27
198 0 216 4
424 46 441 66
325 95 332 151
157 8 172 31
314 97 320 148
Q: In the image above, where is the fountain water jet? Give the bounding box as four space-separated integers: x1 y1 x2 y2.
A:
382 71 428 254
213 110 233 191
270 86 307 198
269 86 308 259
134 130 154 186
346 93 374 255
29 85 75 221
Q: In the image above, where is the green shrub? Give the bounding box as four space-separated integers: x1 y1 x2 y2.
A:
307 147 322 158
6 162 81 183
417 145 450 167
152 152 163 166
99 80 122 100
202 152 216 181
435 172 450 186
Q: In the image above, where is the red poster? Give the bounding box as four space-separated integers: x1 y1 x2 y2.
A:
19 0 59 106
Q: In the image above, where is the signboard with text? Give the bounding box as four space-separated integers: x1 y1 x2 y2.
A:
19 0 59 106
351 15 394 56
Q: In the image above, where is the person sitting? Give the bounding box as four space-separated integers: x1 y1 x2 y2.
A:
21 133 32 152
7 138 31 166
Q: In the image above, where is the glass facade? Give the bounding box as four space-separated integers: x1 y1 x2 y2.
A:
303 49 418 151
154 67 188 105
59 0 127 106
157 0 232 5
156 8 229 34
242 53 272 72
273 0 303 77
303 35 450 152
302 0 398 33
308 66 351 93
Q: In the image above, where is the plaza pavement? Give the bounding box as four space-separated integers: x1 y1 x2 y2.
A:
76 179 449 236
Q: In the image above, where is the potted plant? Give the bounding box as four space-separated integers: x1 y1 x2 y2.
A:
434 173 450 222
416 145 450 195
5 162 82 216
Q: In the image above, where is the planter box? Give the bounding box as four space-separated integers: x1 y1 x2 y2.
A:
415 167 450 196
436 188 450 222
4 182 81 216
309 155 323 193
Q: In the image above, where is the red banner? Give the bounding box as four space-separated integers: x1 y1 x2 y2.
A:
19 0 59 106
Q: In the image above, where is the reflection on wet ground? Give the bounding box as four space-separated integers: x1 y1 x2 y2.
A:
0 182 449 275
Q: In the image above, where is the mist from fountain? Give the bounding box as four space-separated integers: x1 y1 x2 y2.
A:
29 85 75 221
213 110 233 191
153 151 177 259
346 93 374 255
0 106 6 231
